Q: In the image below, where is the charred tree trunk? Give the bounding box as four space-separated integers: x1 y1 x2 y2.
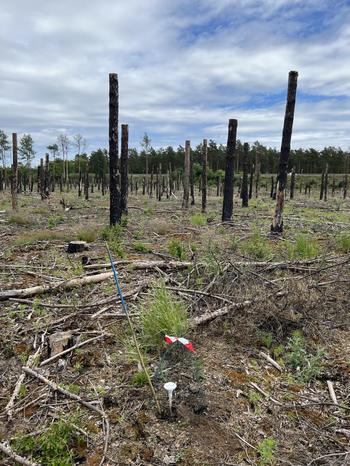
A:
182 140 190 209
84 163 89 200
109 73 121 226
344 155 349 199
11 133 18 211
249 164 254 199
44 153 50 198
270 176 274 198
190 151 195 206
290 168 295 199
222 119 237 222
332 176 336 196
241 142 249 208
255 150 261 198
324 164 328 201
201 139 208 213
320 172 325 200
120 124 129 215
271 71 298 234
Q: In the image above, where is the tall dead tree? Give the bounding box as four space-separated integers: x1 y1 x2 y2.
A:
241 142 249 207
324 163 328 201
320 171 325 200
120 124 129 215
255 149 261 198
271 71 298 234
182 140 190 209
290 168 295 199
109 73 121 226
222 119 237 222
11 133 18 211
344 154 349 199
44 153 50 198
190 152 195 205
201 139 208 213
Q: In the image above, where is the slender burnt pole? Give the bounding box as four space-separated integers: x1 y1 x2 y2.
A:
120 124 129 215
182 140 190 209
11 133 18 210
201 139 208 213
324 163 328 201
271 71 298 233
241 142 249 207
290 168 295 199
222 119 237 222
109 73 121 226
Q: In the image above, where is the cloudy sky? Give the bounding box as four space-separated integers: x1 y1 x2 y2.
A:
1 0 350 161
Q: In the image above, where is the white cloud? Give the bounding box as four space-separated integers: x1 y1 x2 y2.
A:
0 0 349 162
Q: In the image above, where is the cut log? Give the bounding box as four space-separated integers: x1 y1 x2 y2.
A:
189 300 252 328
67 241 87 253
0 261 191 301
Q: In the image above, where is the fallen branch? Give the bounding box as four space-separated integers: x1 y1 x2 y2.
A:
0 442 39 466
189 300 252 328
326 380 338 405
1 262 190 301
40 334 105 367
259 351 283 372
83 259 191 271
5 346 42 421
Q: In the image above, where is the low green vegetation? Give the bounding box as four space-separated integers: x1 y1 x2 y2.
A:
190 213 207 227
132 371 148 387
257 437 277 465
168 239 187 260
241 228 272 260
139 282 188 351
286 234 319 260
13 230 73 246
47 215 64 228
336 233 350 253
8 213 32 226
132 241 152 253
76 227 98 243
11 419 84 465
285 331 324 382
102 224 125 258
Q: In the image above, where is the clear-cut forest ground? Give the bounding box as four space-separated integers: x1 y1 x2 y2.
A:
0 185 349 465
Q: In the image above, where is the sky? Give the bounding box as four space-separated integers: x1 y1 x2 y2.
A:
0 0 350 162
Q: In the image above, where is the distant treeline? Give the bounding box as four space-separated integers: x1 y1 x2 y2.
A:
1 139 349 179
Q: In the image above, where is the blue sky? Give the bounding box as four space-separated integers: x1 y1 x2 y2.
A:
0 0 350 163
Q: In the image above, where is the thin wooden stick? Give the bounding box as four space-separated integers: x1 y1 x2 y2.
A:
0 442 39 466
326 380 338 405
259 351 283 372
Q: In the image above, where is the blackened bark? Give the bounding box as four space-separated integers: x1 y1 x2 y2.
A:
271 71 298 233
190 150 195 205
290 168 295 199
270 176 274 198
255 150 261 198
44 153 50 198
11 133 18 210
249 164 254 199
120 124 129 215
222 119 237 222
241 142 249 207
109 73 121 226
182 140 190 209
320 172 325 200
201 139 208 213
324 164 328 201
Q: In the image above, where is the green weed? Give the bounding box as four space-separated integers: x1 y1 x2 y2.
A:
286 234 319 260
190 214 207 227
257 437 277 465
139 282 188 351
285 331 324 382
77 227 98 243
132 241 152 253
132 371 148 387
168 239 187 260
336 233 350 253
242 228 272 260
8 214 32 226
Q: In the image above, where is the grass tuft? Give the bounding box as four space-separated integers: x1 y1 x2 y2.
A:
190 214 207 227
286 234 319 260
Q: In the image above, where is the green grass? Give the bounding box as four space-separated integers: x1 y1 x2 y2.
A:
13 230 74 246
76 227 98 243
11 419 84 465
190 213 207 227
139 282 188 351
336 233 350 253
102 224 125 258
257 438 277 465
285 331 324 382
286 234 319 260
132 371 148 387
168 239 187 260
8 213 32 226
241 228 272 260
47 215 64 229
132 241 152 253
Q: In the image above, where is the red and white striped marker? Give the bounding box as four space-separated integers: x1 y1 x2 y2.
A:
164 335 195 352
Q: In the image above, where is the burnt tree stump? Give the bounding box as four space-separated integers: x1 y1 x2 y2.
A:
222 119 237 222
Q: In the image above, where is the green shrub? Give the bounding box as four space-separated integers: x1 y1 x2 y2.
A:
47 215 64 229
257 437 277 465
132 241 152 253
242 228 272 260
8 214 32 226
77 227 98 243
139 283 188 351
168 239 187 260
14 230 73 246
190 214 207 227
102 224 125 258
132 371 148 387
286 234 319 260
336 233 350 253
12 419 84 465
285 331 324 382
